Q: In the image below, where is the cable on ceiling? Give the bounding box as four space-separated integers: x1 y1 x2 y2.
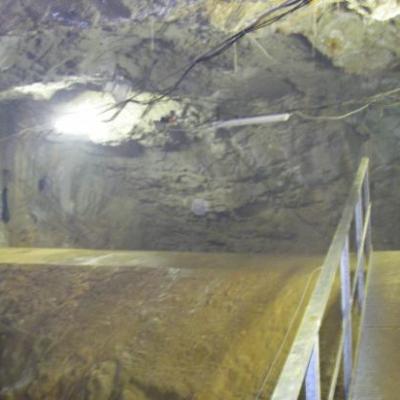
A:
105 0 314 120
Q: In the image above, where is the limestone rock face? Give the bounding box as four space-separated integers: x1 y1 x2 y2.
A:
348 0 400 21
276 3 400 74
0 103 376 253
0 0 399 252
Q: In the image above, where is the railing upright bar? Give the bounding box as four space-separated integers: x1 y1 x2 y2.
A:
305 337 321 400
327 333 344 400
363 170 372 258
356 251 366 309
340 234 353 399
355 198 364 252
351 204 372 303
271 158 370 400
354 198 365 308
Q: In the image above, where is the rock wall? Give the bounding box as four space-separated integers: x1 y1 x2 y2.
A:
0 252 322 399
0 115 363 253
0 0 399 253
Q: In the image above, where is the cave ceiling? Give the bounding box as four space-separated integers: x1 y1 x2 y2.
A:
0 1 400 253
0 0 399 143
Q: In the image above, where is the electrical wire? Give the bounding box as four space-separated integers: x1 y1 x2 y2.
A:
294 103 371 121
5 84 395 143
106 0 313 119
292 87 400 121
286 86 400 114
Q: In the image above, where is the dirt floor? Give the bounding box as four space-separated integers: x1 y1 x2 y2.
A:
0 249 325 400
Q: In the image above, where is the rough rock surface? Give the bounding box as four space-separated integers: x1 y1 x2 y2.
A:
0 0 399 252
1 100 365 253
0 2 399 400
0 252 322 399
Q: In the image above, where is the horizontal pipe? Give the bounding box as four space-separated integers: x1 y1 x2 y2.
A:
211 113 291 129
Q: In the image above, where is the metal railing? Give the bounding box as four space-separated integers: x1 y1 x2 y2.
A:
272 157 372 400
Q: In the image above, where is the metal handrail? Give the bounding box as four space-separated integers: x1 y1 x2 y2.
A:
272 157 372 400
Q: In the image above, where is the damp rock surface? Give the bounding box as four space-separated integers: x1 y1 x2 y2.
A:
0 1 399 251
0 251 322 399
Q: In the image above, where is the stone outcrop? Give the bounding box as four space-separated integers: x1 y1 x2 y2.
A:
0 0 399 252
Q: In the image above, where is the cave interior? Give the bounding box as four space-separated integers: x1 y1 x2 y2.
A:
0 0 400 399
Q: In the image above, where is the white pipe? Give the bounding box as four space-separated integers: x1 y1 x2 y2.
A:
211 113 291 129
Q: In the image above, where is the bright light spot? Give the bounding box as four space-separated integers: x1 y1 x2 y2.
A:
53 92 132 143
54 105 105 136
53 90 181 144
12 80 82 100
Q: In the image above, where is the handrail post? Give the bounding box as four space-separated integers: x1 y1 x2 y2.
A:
363 169 372 259
355 198 365 308
305 337 321 400
271 158 371 400
340 234 352 399
354 198 364 251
